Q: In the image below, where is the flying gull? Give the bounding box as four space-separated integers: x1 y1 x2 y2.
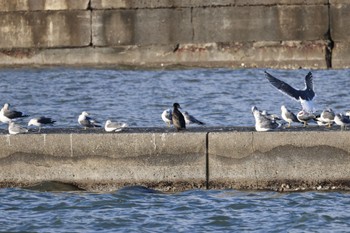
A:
104 120 128 132
161 109 173 127
28 117 56 132
264 71 315 113
281 105 299 127
251 106 280 132
78 111 101 129
297 110 316 127
318 108 335 128
172 103 186 131
0 103 29 123
8 122 28 135
183 111 205 125
334 113 350 131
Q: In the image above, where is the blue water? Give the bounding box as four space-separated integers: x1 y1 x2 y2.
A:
0 68 349 129
1 187 350 232
1 68 350 232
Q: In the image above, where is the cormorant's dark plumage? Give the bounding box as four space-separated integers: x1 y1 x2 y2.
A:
172 103 186 131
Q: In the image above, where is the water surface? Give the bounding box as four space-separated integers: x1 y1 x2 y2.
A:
1 187 350 232
0 68 348 129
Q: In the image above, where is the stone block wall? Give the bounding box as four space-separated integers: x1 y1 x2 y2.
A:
0 0 348 68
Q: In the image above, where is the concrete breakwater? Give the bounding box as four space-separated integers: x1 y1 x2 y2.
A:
1 127 350 192
0 0 349 69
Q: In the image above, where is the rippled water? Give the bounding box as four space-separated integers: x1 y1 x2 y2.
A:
1 68 350 231
0 68 349 129
1 187 350 232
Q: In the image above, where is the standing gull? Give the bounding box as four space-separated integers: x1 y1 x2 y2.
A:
172 103 186 131
297 110 316 127
318 108 335 127
28 117 56 132
251 106 280 132
334 113 350 131
281 105 299 127
161 109 173 127
8 122 28 135
104 120 128 132
264 71 315 113
0 103 29 123
183 111 205 125
78 111 101 129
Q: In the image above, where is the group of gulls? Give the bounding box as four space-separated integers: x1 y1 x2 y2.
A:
4 70 350 134
0 104 129 135
2 101 203 135
253 71 350 131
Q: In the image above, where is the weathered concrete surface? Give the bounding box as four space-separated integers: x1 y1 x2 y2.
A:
192 5 328 43
332 42 350 69
0 11 90 48
0 0 346 68
91 0 328 9
209 131 350 191
0 0 90 11
0 42 328 69
92 9 193 46
0 132 207 192
330 1 350 68
92 5 328 45
1 128 350 192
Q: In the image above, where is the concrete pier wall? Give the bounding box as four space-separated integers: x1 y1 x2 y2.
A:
2 130 350 192
0 0 348 68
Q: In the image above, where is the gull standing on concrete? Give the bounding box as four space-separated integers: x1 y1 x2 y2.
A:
318 108 335 127
264 71 315 113
78 111 101 129
28 117 56 132
334 113 350 131
183 111 205 125
297 110 316 127
281 105 299 127
252 106 280 132
104 120 128 132
8 122 28 135
172 103 186 131
0 103 29 123
161 109 173 127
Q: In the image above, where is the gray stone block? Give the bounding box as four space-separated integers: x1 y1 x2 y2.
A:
192 5 328 42
0 11 91 48
330 2 350 42
0 132 207 188
0 0 90 11
208 131 350 189
92 9 192 46
332 42 350 68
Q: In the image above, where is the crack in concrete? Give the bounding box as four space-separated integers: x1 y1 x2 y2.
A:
325 0 334 69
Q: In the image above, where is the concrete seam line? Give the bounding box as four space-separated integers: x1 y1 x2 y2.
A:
205 132 209 189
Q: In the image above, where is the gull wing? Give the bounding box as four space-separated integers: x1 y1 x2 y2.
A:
264 71 300 101
303 72 315 100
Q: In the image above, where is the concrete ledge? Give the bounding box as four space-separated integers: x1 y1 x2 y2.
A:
91 0 328 9
0 41 328 69
0 132 207 192
1 129 350 192
331 42 350 68
209 131 350 191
